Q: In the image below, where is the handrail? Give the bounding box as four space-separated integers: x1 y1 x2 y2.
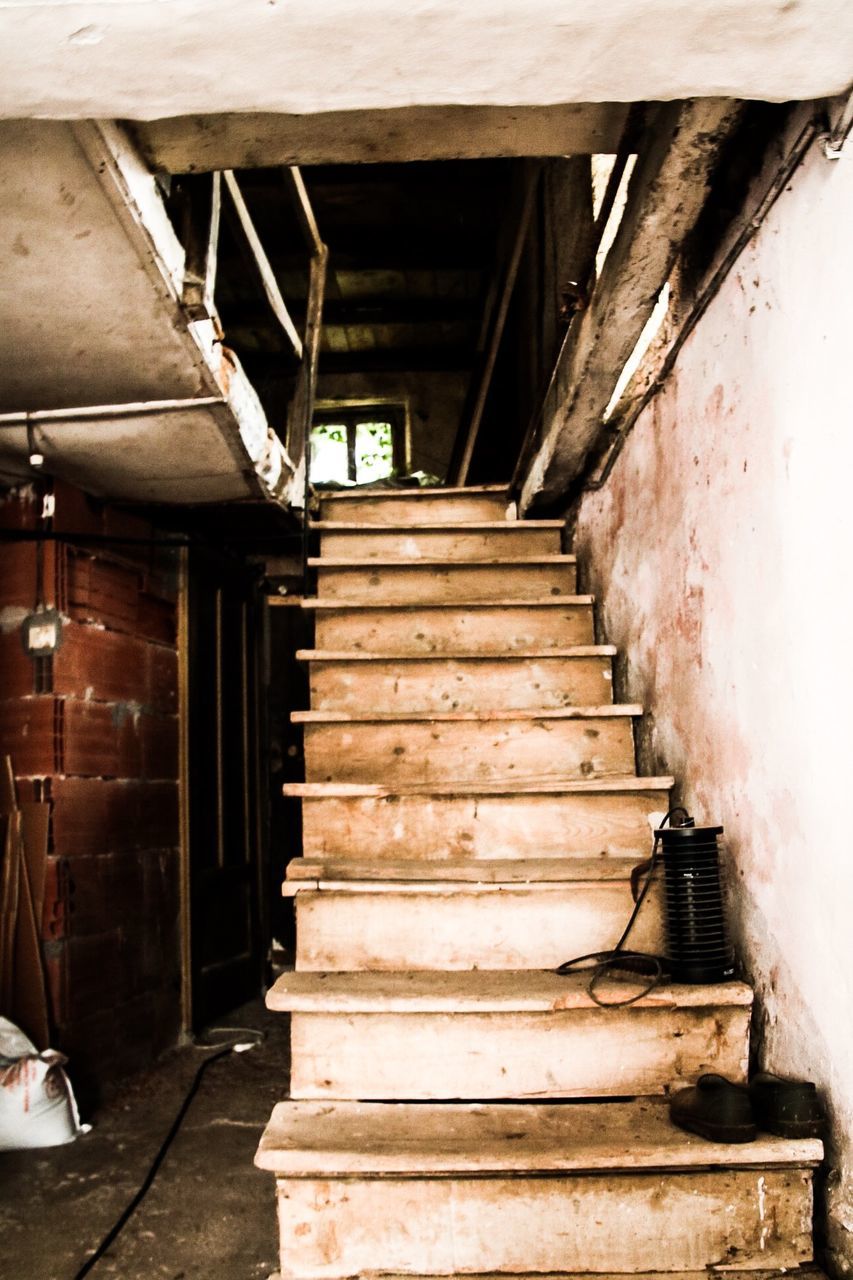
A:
222 169 304 360
509 110 641 498
451 163 540 487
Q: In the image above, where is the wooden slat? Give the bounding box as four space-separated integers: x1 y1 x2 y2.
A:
292 784 671 861
270 970 753 1014
300 711 638 786
312 558 578 603
222 170 304 359
301 649 614 712
288 1004 750 1100
285 854 647 883
256 1097 823 1174
291 880 664 969
315 524 562 560
309 599 596 654
272 1170 815 1278
319 489 512 524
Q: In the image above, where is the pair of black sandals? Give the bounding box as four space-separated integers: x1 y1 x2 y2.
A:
670 1071 824 1143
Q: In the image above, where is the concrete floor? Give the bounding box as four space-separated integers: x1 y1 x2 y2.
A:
0 999 289 1280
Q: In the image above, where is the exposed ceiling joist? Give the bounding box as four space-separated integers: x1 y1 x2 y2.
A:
134 105 628 173
520 98 743 512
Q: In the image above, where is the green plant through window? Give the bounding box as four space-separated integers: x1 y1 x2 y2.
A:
309 411 400 485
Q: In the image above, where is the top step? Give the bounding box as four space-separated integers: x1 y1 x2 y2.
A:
319 486 513 525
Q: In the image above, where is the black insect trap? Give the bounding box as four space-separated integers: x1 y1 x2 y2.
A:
657 814 735 984
557 806 734 1005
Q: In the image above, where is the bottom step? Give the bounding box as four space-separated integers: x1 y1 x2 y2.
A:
257 1100 822 1279
268 1274 827 1280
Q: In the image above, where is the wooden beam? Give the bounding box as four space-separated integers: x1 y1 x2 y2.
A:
287 247 328 470
222 169 304 360
519 99 742 511
453 165 540 486
180 171 221 321
135 105 629 174
284 166 324 257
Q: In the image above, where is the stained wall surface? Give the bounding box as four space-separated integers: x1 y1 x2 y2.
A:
574 139 853 1271
0 481 181 1101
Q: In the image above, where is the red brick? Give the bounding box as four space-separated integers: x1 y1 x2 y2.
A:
0 697 59 776
51 778 179 854
0 630 37 699
53 622 149 705
67 552 141 632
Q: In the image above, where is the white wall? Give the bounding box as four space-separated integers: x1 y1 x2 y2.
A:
575 137 853 1272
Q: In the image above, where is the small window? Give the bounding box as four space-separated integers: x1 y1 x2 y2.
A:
309 405 406 486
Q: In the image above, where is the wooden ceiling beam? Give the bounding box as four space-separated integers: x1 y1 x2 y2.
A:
519 98 743 511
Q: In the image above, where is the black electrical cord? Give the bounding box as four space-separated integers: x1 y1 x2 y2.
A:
555 805 690 1007
71 1030 264 1280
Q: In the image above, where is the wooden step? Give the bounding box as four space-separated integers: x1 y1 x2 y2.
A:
319 485 512 524
298 647 615 712
295 706 641 785
311 556 577 602
267 1271 827 1280
285 777 673 860
313 521 563 560
256 1098 822 1277
268 971 752 1101
306 597 596 653
284 857 664 970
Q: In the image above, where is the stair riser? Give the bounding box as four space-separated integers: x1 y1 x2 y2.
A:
307 655 613 713
276 1169 813 1277
320 494 512 524
303 717 636 785
314 603 595 652
289 1006 750 1100
318 527 562 560
298 791 667 860
315 562 577 602
294 885 663 970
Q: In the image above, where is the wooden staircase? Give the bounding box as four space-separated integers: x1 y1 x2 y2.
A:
256 485 823 1280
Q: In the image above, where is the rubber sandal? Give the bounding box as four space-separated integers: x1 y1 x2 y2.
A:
669 1073 757 1143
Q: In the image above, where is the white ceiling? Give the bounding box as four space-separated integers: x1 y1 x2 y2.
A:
0 0 850 123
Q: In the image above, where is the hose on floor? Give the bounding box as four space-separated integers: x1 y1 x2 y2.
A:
71 1027 265 1280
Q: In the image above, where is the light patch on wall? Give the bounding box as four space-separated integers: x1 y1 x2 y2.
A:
604 281 671 422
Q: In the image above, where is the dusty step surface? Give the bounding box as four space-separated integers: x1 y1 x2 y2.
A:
259 1101 820 1277
274 972 752 1099
287 776 673 860
267 1272 827 1280
296 705 641 785
311 556 578 602
299 647 615 712
319 485 512 524
314 521 564 560
307 596 596 652
285 858 665 970
256 1096 821 1174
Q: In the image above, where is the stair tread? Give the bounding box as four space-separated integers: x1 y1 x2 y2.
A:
284 776 674 796
284 855 651 886
304 596 594 609
297 645 616 661
294 704 641 723
255 1097 822 1174
268 1272 825 1280
267 969 753 1013
321 485 510 498
310 555 577 567
313 521 562 532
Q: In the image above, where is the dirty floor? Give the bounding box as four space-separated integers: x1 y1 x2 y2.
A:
0 999 289 1280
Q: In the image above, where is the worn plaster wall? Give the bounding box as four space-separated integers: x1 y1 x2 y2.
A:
574 140 853 1271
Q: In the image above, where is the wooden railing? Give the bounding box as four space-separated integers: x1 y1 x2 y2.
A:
178 166 327 501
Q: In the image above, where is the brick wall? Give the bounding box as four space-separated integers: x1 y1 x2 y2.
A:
0 480 181 1101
